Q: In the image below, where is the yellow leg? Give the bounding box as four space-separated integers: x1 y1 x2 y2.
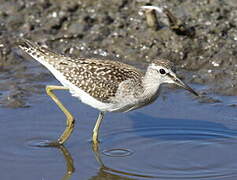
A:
92 112 105 145
46 85 75 146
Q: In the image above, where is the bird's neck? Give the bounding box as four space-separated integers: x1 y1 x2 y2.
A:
141 67 161 98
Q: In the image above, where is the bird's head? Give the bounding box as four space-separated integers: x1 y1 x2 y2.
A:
147 59 199 96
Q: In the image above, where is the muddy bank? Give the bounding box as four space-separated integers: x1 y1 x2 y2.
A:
0 0 236 107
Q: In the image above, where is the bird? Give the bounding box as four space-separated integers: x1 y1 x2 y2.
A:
18 39 198 146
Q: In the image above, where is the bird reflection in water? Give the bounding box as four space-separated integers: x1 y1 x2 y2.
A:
56 145 74 180
57 144 153 180
91 143 154 180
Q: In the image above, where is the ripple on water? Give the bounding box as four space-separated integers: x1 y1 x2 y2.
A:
103 148 134 157
0 118 64 164
98 127 237 179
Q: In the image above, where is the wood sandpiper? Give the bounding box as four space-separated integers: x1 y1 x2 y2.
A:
18 39 198 146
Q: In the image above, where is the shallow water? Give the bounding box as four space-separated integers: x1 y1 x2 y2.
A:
0 81 237 180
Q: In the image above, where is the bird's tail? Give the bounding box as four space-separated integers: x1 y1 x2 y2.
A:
17 38 62 66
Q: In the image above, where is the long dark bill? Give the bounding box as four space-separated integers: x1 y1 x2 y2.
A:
168 73 199 96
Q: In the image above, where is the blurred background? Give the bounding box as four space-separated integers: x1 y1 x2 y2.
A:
0 0 236 107
0 0 237 180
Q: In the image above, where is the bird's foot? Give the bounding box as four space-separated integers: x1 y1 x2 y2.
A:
33 140 62 147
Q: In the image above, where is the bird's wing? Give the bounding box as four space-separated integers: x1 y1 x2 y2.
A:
57 58 144 102
18 39 144 102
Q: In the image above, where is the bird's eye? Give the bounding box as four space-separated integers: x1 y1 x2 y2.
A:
159 68 166 74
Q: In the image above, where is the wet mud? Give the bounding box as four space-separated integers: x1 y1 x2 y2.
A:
0 0 237 107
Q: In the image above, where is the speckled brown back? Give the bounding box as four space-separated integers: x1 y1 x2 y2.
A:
57 58 144 102
18 39 144 102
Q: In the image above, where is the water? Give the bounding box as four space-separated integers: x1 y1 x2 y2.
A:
0 81 237 180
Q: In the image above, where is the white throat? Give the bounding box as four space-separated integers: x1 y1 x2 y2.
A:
142 66 162 97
